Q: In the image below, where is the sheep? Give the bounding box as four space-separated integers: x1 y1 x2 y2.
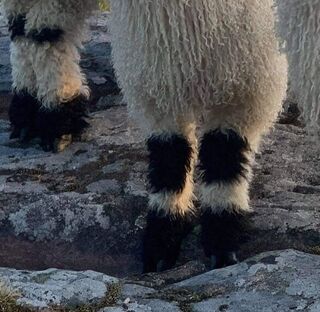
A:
1 0 98 151
108 0 288 272
1 0 290 272
276 0 320 133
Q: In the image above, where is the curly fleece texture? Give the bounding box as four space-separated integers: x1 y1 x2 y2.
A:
276 0 320 133
109 0 287 148
1 0 98 109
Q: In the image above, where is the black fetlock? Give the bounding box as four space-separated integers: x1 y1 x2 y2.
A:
35 95 89 152
201 208 251 269
143 210 194 273
9 90 39 142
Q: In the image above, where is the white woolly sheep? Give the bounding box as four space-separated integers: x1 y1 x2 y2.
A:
1 0 291 272
109 0 287 272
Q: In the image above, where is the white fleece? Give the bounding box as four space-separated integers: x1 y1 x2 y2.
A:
276 0 320 133
109 0 287 145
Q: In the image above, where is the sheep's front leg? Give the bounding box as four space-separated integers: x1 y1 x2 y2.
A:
23 0 93 152
143 125 196 273
2 1 39 142
199 129 252 269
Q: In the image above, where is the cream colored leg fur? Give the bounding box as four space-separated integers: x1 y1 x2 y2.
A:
1 0 98 108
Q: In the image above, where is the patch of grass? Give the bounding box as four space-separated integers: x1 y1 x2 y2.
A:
0 282 29 312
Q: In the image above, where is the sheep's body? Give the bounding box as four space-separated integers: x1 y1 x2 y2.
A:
109 0 288 271
1 0 291 271
110 0 287 149
276 0 320 132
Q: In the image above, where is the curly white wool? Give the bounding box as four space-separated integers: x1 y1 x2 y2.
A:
276 0 320 133
1 0 98 108
109 0 287 149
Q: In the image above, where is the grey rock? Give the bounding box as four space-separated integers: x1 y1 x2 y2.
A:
169 250 320 312
140 299 182 312
1 250 320 311
0 267 118 309
86 179 121 194
121 284 156 299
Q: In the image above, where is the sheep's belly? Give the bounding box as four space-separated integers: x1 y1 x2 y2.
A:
110 0 282 113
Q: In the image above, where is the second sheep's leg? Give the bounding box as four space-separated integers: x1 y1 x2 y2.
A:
2 1 39 142
198 127 253 269
24 0 95 152
142 118 197 273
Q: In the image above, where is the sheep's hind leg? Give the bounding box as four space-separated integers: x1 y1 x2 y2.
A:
143 122 196 273
199 128 253 269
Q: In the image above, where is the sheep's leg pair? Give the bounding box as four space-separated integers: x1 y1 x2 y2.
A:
143 122 197 273
4 0 92 152
199 128 253 268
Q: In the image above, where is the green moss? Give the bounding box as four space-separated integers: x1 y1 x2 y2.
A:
98 0 110 11
31 273 53 284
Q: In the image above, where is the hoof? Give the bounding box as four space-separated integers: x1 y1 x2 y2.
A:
9 90 39 143
142 210 194 273
54 134 73 153
211 251 238 269
10 126 35 143
36 95 89 152
201 208 252 269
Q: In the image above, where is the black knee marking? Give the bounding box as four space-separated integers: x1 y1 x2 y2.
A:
201 209 251 268
9 90 39 141
35 95 89 151
8 14 26 40
147 134 193 193
199 129 250 184
143 210 194 273
28 27 64 43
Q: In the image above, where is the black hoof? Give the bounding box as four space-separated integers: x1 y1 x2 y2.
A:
142 210 194 273
211 252 238 269
36 95 89 152
201 208 251 269
9 90 39 142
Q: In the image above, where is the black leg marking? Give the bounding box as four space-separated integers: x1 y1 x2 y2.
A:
27 28 64 43
9 90 39 142
8 14 26 40
147 134 193 193
35 95 89 152
143 210 194 273
199 129 250 184
201 209 251 269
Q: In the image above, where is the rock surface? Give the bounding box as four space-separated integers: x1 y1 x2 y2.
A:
1 250 320 311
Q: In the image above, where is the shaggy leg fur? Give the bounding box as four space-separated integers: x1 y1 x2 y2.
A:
25 1 92 152
143 130 196 273
2 0 96 151
199 129 252 269
9 90 39 142
35 96 89 152
4 1 38 142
